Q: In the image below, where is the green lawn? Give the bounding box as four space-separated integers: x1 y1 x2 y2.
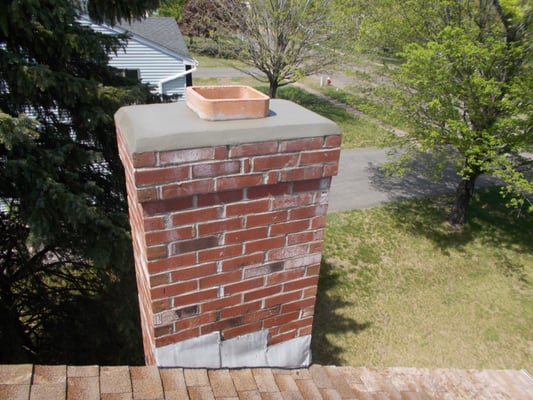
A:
193 76 402 149
314 189 533 369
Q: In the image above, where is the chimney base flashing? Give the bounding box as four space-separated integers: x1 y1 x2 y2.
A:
154 330 311 369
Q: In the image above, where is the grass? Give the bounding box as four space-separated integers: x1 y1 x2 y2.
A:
314 188 533 369
193 76 402 149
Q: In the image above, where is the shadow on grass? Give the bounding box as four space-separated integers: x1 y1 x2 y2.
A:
311 259 370 365
379 186 533 256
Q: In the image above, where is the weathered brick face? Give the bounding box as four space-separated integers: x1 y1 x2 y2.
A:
116 104 341 366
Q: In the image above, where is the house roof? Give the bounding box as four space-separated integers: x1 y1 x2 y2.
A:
116 17 196 65
1 364 532 399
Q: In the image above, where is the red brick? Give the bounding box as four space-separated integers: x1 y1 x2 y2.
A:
287 230 324 245
161 179 214 199
143 197 194 216
175 305 199 319
171 262 217 282
279 166 323 182
192 161 240 178
148 253 196 274
173 288 218 308
221 252 264 271
269 220 310 236
223 322 262 340
147 245 167 260
159 147 214 165
284 276 319 292
263 170 279 185
226 199 270 217
279 316 313 333
197 190 244 207
229 141 278 157
264 291 302 308
171 207 222 226
266 268 306 285
220 301 262 319
197 243 243 263
252 154 298 171
243 262 285 279
245 210 288 228
292 178 331 193
152 299 170 313
214 145 228 160
279 137 323 152
132 152 156 168
269 331 297 345
311 215 327 229
244 236 285 254
263 311 299 328
216 174 263 191
242 158 251 173
151 273 170 287
243 306 281 324
144 216 165 232
135 166 189 186
323 163 339 177
146 226 195 246
324 134 342 148
155 328 199 347
243 285 282 302
224 277 264 296
300 149 341 165
154 325 173 337
298 325 313 336
268 244 308 261
280 297 316 314
138 187 158 202
271 193 314 210
200 294 242 312
309 241 323 253
247 184 291 200
198 218 243 236
289 204 328 220
171 236 219 255
201 316 243 335
303 286 318 298
199 269 243 289
175 312 217 331
306 264 321 276
151 280 198 300
284 253 322 270
224 227 268 244
302 305 315 318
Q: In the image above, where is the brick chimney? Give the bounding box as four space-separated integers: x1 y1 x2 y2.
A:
115 98 341 368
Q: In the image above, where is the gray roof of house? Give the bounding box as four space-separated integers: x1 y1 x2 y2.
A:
117 17 195 64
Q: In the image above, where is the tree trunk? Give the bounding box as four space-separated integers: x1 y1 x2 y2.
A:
449 172 479 226
269 80 279 98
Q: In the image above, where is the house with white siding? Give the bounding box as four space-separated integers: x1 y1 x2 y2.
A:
81 16 197 100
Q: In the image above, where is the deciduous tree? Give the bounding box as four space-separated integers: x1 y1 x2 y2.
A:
221 0 338 98
365 0 533 225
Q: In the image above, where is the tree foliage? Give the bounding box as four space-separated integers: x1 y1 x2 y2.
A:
220 0 338 98
158 0 188 20
363 0 533 225
0 0 160 363
177 0 230 45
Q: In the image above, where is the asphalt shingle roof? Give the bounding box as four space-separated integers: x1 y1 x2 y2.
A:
118 17 194 62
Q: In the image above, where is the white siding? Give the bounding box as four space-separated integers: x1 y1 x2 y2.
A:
88 22 187 98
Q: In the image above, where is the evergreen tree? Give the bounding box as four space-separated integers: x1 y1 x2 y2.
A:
0 0 160 363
